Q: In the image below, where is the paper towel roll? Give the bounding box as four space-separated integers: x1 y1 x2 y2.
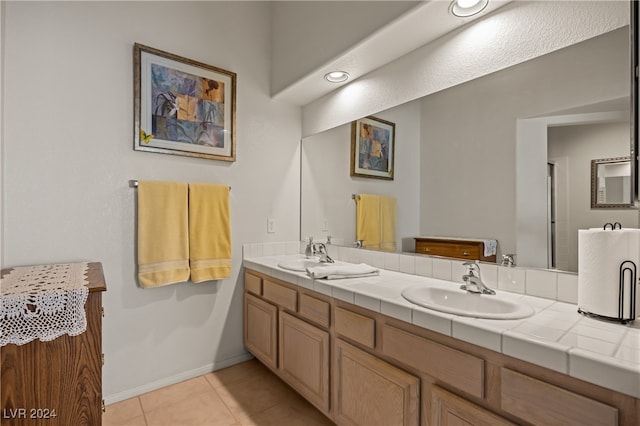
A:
578 228 640 319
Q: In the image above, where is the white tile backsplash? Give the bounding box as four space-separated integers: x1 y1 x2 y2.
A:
241 242 586 305
398 255 416 274
556 272 578 303
415 256 433 277
383 252 400 271
526 269 558 299
498 266 526 293
432 258 452 280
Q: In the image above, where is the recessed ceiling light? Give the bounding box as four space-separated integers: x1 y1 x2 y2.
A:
324 71 350 83
450 0 488 17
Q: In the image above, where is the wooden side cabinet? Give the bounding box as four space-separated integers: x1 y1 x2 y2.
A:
334 339 419 426
0 262 107 426
414 237 497 263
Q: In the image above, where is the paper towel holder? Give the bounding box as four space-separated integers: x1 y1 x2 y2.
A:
618 260 637 323
603 222 623 230
578 259 636 324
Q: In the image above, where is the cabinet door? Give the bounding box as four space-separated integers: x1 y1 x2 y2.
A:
244 293 278 370
431 386 515 426
279 311 330 413
334 339 419 426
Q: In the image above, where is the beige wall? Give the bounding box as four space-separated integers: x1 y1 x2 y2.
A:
2 1 301 402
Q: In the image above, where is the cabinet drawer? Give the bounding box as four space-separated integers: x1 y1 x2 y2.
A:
244 272 262 296
415 241 481 260
299 293 330 328
432 386 515 426
335 307 375 349
500 368 618 426
381 324 484 398
263 279 297 312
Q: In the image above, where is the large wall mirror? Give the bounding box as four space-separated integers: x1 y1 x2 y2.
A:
301 2 639 274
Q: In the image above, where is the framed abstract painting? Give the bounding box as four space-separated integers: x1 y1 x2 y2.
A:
350 116 395 180
133 43 236 161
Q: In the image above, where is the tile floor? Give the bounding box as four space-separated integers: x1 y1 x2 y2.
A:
102 359 335 426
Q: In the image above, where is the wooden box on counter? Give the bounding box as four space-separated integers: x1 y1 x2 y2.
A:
1 262 107 425
414 237 497 262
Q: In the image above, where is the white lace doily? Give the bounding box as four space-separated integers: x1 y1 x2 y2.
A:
0 262 90 346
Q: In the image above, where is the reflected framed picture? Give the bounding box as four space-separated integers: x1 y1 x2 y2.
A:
350 116 395 180
133 43 236 161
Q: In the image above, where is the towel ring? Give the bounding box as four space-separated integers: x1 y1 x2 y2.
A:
603 222 614 230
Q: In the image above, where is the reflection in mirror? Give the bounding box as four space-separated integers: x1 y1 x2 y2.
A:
591 157 633 208
301 24 637 274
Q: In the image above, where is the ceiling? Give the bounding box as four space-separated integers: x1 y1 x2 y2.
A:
271 0 512 106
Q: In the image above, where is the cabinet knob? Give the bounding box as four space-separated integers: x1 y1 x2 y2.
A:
462 252 470 256
101 353 105 366
101 307 105 317
424 248 431 253
102 400 106 413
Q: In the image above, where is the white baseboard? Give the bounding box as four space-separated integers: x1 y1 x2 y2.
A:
103 352 255 406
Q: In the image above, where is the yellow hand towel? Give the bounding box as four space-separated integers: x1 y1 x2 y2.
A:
379 195 397 252
356 194 381 249
137 181 190 288
189 183 232 282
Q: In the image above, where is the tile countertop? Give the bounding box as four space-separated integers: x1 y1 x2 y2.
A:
243 254 640 399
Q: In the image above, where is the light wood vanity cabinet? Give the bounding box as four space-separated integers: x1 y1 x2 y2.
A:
243 269 639 426
414 237 496 262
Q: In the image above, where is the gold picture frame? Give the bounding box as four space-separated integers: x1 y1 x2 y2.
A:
133 43 236 161
350 116 395 180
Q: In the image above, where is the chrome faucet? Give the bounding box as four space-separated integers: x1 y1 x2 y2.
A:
305 237 334 263
305 237 315 257
315 243 334 263
461 262 495 295
501 253 516 267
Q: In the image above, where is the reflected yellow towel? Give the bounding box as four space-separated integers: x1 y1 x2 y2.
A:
137 181 190 288
379 195 397 252
189 183 231 282
356 194 396 252
356 194 381 249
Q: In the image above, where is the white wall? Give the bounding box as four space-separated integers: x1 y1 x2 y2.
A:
2 1 301 402
301 100 421 250
548 122 637 272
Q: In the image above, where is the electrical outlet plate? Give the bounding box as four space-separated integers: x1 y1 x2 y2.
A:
267 217 276 233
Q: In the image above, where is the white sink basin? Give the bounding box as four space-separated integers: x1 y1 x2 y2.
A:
277 258 326 272
401 286 534 319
